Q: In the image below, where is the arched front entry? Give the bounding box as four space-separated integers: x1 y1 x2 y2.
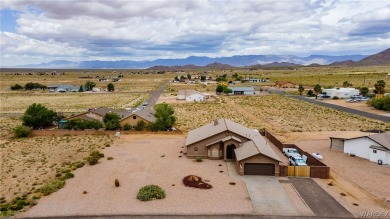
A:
226 144 236 160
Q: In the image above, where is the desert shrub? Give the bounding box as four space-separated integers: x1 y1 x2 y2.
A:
24 82 46 90
38 179 65 196
61 172 74 180
123 123 132 130
137 185 166 201
196 156 203 162
103 112 121 130
74 161 85 168
182 175 212 189
107 157 113 160
134 120 146 131
85 150 103 165
332 96 339 100
10 84 23 90
115 179 120 187
368 97 390 111
13 126 32 138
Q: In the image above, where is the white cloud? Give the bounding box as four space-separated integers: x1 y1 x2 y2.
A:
1 0 390 66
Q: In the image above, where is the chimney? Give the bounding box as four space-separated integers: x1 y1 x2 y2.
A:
214 119 218 126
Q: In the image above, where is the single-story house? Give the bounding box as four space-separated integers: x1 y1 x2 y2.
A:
275 81 296 88
185 119 281 176
66 107 156 128
330 133 390 165
322 88 360 99
57 85 80 92
243 78 261 83
177 90 205 102
228 87 255 95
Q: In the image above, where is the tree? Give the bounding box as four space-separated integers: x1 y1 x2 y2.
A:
103 112 121 130
223 86 232 94
187 74 191 80
174 76 180 81
22 103 58 129
359 87 369 97
216 84 224 93
25 82 46 90
78 85 84 92
374 80 386 95
11 84 23 90
151 103 177 131
313 84 322 99
134 120 146 131
107 83 115 92
200 75 206 81
84 81 96 91
307 90 314 97
298 84 305 95
343 81 352 87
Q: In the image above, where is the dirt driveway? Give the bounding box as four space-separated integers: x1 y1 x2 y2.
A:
20 135 253 217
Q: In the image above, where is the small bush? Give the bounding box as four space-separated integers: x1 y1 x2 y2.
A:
332 96 339 100
196 156 203 162
38 179 65 196
123 123 132 131
86 150 103 165
11 84 23 90
115 179 120 187
62 172 74 180
137 185 166 201
107 157 114 160
13 126 32 138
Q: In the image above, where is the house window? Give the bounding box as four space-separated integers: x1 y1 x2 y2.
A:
194 147 198 151
373 150 377 154
133 116 136 119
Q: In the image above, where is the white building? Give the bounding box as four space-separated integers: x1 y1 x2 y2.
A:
229 87 255 95
330 133 390 165
322 88 360 99
177 90 205 102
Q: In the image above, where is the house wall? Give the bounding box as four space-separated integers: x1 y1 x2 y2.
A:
119 115 151 127
369 149 390 165
243 91 255 95
186 93 204 102
235 155 280 176
344 137 380 159
186 131 249 158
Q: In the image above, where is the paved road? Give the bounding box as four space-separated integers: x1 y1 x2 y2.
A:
27 215 356 219
144 80 170 109
244 176 298 216
269 89 390 122
288 177 352 218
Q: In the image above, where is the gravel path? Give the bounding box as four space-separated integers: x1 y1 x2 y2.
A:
20 135 253 217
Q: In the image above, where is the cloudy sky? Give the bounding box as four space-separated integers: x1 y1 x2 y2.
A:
1 0 389 66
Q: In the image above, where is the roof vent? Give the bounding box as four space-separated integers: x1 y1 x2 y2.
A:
214 119 218 126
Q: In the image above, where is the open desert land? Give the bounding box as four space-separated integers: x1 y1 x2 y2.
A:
318 99 390 117
170 94 389 134
19 135 254 217
276 131 390 216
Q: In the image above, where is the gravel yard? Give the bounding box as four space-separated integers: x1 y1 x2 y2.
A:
19 135 253 217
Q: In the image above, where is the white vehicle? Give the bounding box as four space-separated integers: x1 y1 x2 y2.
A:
346 99 357 103
312 153 323 160
283 148 301 158
289 156 307 166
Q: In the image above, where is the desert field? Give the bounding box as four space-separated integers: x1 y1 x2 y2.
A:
171 95 389 133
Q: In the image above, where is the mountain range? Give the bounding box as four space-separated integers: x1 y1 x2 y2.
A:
15 48 389 69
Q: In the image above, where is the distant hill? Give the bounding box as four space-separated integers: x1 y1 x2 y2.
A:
329 60 356 66
354 48 390 66
13 52 374 69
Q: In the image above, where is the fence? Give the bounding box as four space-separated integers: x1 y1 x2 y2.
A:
267 131 330 179
31 129 183 136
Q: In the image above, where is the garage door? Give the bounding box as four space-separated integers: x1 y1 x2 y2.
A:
244 163 275 175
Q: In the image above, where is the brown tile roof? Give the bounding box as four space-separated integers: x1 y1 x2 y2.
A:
133 108 156 123
186 118 281 162
368 133 390 150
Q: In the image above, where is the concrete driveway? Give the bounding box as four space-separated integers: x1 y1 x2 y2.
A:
288 177 352 217
243 176 298 216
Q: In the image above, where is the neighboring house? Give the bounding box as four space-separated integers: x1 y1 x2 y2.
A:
56 85 79 92
330 133 390 165
322 88 360 99
66 107 156 128
275 81 296 88
228 87 255 95
112 78 121 82
243 78 261 83
185 119 281 176
177 90 205 102
99 78 108 82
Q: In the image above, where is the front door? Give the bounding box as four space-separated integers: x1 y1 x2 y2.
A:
226 144 236 160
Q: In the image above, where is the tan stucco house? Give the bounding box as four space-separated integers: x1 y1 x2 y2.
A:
185 119 281 176
67 107 156 128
